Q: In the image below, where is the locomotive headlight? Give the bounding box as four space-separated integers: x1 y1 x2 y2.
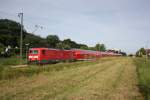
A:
29 56 33 58
29 56 38 58
34 56 38 58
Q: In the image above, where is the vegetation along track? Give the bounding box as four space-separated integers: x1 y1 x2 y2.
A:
0 57 144 100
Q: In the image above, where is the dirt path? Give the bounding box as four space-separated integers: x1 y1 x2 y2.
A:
0 57 143 100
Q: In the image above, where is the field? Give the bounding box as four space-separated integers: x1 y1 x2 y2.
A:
134 58 150 100
0 57 145 100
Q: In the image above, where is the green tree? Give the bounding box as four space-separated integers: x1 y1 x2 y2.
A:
79 44 89 50
0 19 21 47
139 48 146 55
56 42 63 49
24 33 47 48
0 43 5 55
56 42 71 49
0 19 49 56
95 43 106 51
100 44 106 51
88 47 95 51
46 35 60 48
95 43 100 51
62 44 71 49
136 47 146 57
62 39 79 48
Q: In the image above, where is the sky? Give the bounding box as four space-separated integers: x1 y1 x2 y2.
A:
0 0 150 53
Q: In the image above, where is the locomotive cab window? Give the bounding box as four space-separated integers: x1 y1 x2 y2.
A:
42 50 46 55
32 50 38 54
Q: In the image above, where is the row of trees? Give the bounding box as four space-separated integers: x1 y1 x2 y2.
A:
46 35 106 51
0 19 106 57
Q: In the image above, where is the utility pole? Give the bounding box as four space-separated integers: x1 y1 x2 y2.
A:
145 41 149 60
25 43 29 64
18 13 23 64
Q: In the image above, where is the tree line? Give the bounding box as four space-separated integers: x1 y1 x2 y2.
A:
0 19 106 57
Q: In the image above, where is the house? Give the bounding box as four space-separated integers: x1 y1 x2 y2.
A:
145 49 150 57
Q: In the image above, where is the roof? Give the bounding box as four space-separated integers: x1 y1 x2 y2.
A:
29 48 61 51
145 49 150 53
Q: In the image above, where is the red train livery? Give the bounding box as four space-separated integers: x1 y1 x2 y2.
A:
28 48 121 63
71 49 102 60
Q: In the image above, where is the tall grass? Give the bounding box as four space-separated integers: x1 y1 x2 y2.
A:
0 59 99 80
0 56 26 73
134 58 150 100
0 56 26 66
0 57 116 80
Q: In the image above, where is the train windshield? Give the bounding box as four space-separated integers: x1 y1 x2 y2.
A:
30 50 38 54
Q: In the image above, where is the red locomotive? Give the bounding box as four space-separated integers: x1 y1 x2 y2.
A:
28 48 74 63
28 48 121 64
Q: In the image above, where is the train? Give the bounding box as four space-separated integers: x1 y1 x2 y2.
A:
28 48 122 64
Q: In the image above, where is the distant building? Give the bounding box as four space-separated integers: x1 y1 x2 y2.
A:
107 48 121 53
145 49 150 57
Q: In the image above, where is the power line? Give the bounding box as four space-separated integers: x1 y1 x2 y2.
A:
0 11 44 34
0 10 50 26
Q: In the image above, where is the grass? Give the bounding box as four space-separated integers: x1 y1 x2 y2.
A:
0 57 143 100
0 57 101 80
134 58 150 100
0 56 27 79
0 56 117 80
0 56 26 66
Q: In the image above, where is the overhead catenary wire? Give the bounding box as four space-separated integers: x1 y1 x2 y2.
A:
0 10 44 35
